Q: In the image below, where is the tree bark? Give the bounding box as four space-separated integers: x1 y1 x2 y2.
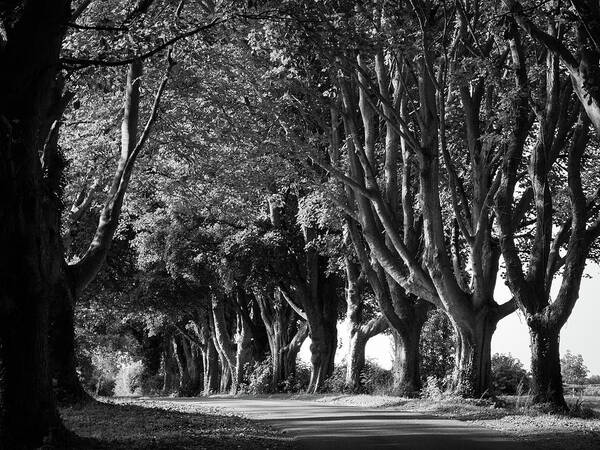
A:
256 288 308 390
203 337 220 395
173 336 193 396
48 283 91 403
282 321 309 384
0 1 71 447
450 311 498 397
344 260 388 391
234 314 253 393
298 227 340 394
183 338 203 395
307 320 337 393
162 339 179 394
139 333 162 394
211 294 238 393
391 329 419 396
529 324 568 409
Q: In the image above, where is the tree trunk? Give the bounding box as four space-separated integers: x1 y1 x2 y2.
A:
0 2 71 446
173 337 192 396
48 281 92 404
282 321 309 387
529 324 568 410
162 340 179 394
203 338 220 395
219 359 232 393
139 333 162 394
256 289 308 391
307 321 337 393
450 312 497 397
184 339 203 395
211 295 237 393
392 328 422 396
234 316 253 394
0 269 63 448
343 259 389 391
346 332 368 391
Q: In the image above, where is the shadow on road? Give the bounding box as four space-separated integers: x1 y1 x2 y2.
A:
150 396 531 450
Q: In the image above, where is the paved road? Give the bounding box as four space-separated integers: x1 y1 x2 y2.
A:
153 397 529 450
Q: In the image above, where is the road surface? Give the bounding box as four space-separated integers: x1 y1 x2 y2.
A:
152 396 529 450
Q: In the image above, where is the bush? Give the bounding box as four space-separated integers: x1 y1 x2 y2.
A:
360 360 393 395
421 376 445 400
281 361 311 393
491 353 530 395
114 359 144 396
321 364 347 393
420 310 455 384
241 359 273 395
96 378 116 397
585 374 600 384
320 361 393 394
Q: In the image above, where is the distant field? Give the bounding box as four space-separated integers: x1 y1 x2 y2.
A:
568 396 600 412
501 394 600 413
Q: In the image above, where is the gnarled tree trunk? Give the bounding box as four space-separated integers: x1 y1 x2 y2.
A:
203 336 220 395
256 288 308 390
529 322 567 409
344 260 389 391
50 57 173 404
162 337 179 394
450 309 498 397
0 1 71 447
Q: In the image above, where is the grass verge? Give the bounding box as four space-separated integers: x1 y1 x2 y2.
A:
60 398 295 449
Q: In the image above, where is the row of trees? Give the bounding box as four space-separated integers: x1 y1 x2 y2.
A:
1 0 600 447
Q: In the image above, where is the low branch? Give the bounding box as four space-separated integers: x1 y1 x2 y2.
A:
61 18 224 68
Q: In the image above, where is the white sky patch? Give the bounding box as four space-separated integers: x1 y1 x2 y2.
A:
300 263 600 376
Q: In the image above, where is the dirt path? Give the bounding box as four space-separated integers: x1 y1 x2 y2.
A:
150 396 529 450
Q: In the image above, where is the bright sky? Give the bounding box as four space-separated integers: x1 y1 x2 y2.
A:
299 262 600 376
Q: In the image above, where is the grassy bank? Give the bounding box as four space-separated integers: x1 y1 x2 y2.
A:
60 398 294 449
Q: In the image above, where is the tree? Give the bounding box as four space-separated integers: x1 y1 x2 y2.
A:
50 56 173 403
343 259 388 392
0 1 72 447
52 0 230 403
561 350 589 384
491 354 529 395
265 0 517 397
420 310 455 386
495 1 600 409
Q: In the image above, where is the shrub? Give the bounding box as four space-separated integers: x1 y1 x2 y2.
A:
114 359 144 396
360 360 393 395
281 361 311 393
421 376 444 400
241 359 273 394
420 310 455 384
585 374 600 384
321 364 347 393
491 353 530 395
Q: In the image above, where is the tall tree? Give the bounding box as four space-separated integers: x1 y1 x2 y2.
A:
495 7 600 408
0 1 71 446
51 55 173 402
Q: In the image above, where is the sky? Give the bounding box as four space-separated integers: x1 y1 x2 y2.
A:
299 262 600 376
